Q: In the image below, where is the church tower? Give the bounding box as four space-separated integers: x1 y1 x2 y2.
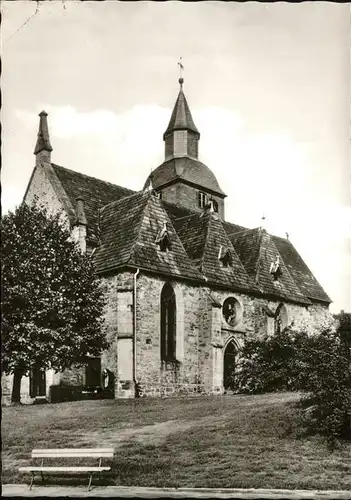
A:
163 77 200 160
144 77 227 219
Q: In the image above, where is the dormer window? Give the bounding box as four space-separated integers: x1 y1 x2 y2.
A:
198 192 208 209
270 255 282 281
218 246 232 267
156 222 171 252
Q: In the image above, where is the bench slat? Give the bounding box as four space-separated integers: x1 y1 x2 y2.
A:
32 448 114 453
31 448 114 458
19 467 111 472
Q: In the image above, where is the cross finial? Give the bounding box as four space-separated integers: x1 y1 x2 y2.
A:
178 57 184 87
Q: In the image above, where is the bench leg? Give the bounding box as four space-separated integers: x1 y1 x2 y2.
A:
87 472 93 492
29 472 35 490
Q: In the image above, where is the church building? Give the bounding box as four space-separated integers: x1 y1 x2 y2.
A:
10 77 332 401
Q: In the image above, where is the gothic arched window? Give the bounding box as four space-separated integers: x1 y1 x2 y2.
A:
160 283 176 361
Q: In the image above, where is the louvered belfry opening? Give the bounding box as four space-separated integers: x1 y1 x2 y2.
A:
160 283 177 361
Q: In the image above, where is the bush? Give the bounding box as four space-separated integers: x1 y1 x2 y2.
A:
297 313 351 444
235 328 308 394
236 314 351 444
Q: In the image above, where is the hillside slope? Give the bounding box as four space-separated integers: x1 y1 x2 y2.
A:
2 393 350 489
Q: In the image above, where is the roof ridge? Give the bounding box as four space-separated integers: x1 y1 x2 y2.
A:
100 189 145 213
254 229 265 285
227 227 258 238
125 192 151 265
51 163 135 192
175 212 201 222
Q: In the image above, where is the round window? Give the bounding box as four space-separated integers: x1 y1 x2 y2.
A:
222 297 241 327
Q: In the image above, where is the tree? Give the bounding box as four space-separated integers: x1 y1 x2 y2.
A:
1 200 107 403
297 314 351 444
236 315 350 443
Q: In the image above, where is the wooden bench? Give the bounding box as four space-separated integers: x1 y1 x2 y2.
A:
19 448 114 491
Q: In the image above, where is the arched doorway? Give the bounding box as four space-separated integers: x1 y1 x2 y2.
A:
223 340 237 391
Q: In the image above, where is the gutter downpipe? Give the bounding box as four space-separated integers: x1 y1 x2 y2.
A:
133 268 140 397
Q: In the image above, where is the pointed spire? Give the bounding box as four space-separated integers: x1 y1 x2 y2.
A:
163 69 200 160
164 84 199 138
34 110 53 165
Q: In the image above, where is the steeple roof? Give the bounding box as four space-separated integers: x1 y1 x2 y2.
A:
145 156 226 197
163 80 199 139
34 111 53 154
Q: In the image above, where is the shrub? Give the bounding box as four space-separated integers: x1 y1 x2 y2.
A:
236 314 351 443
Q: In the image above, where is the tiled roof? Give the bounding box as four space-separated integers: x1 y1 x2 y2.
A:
229 228 311 305
94 191 203 281
172 212 207 261
164 88 199 138
272 235 331 303
39 163 330 304
145 156 226 196
223 220 249 236
51 164 135 242
173 211 260 294
162 200 195 221
200 213 260 293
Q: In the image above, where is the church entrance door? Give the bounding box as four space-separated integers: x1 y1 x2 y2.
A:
223 340 237 391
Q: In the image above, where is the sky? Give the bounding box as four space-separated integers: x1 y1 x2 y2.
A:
1 1 350 313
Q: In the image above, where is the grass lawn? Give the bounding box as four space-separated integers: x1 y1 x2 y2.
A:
2 392 350 490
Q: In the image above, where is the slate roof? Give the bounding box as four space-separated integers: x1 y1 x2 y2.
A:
50 164 135 243
36 163 330 305
272 235 331 303
94 191 203 281
229 228 311 305
144 156 226 197
173 211 260 294
164 88 199 138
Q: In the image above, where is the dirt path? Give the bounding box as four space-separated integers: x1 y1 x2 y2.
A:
75 393 299 449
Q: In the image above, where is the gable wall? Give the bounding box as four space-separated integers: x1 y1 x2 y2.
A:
24 164 70 228
135 274 210 396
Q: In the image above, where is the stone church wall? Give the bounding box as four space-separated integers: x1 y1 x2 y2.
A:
98 272 332 399
24 164 69 226
135 274 211 396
